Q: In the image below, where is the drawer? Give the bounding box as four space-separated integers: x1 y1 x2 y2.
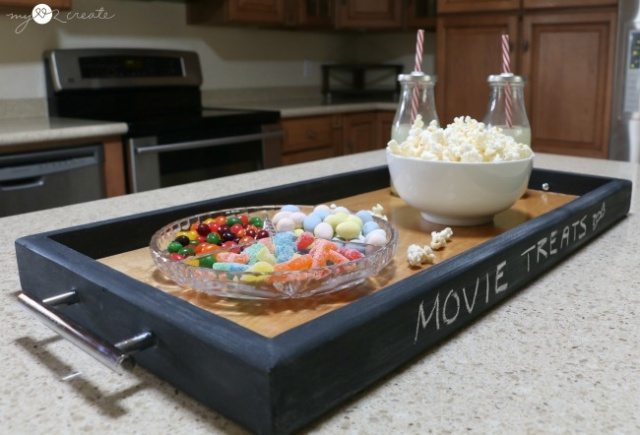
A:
282 146 335 165
281 116 335 152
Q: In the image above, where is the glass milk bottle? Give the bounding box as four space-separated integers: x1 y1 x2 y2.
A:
483 73 531 146
391 72 439 144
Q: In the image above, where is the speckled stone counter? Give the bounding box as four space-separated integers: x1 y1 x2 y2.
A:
210 98 397 118
0 117 128 148
1 152 638 434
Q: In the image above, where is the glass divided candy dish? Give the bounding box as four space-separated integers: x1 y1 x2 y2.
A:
149 206 398 299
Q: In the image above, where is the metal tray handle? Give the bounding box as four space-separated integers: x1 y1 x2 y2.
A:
18 291 154 374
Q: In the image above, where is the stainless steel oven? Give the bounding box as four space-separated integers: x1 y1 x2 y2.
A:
45 48 282 193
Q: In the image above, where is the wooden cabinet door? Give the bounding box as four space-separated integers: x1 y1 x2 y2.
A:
406 0 437 28
437 0 520 14
335 0 402 29
521 10 616 157
342 112 379 154
227 0 286 24
0 0 71 8
377 111 395 148
281 115 341 164
522 0 616 10
292 0 333 28
436 14 519 124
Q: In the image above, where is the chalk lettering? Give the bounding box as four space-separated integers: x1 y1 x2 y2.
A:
549 230 558 255
521 245 535 272
592 202 606 231
483 273 490 303
414 296 439 342
443 289 460 325
560 225 570 249
462 279 479 313
578 215 587 239
495 260 508 293
536 237 548 263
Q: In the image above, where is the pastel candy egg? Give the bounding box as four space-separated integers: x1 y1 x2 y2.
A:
294 228 304 237
345 214 363 227
290 211 307 228
323 214 342 229
364 228 387 246
314 222 334 239
336 221 361 240
276 217 295 232
281 205 300 213
303 213 322 232
272 211 291 225
362 221 380 235
334 206 350 215
313 204 331 219
356 210 374 223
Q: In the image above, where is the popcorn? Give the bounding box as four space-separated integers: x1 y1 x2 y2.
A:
371 203 388 221
430 227 453 250
407 244 436 267
388 116 533 162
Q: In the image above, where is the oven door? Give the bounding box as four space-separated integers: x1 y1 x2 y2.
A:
127 128 282 193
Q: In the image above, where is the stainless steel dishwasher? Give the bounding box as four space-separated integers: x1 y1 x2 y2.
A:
0 145 105 217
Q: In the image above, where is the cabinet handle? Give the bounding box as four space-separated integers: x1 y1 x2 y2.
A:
522 40 529 53
306 130 317 140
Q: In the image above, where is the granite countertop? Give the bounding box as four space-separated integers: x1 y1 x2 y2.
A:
0 117 128 147
211 98 398 118
1 152 638 434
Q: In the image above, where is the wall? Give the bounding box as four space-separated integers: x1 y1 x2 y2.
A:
0 0 436 101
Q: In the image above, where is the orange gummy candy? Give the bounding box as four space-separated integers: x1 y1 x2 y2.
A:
274 254 312 272
216 252 249 264
327 250 349 264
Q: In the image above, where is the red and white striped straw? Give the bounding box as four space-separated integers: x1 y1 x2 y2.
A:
411 29 425 122
501 34 513 128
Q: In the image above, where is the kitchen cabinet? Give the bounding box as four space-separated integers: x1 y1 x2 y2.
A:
187 0 287 26
406 0 437 28
281 115 341 165
521 10 616 157
290 0 333 28
436 14 519 123
280 111 394 165
522 0 617 9
437 0 519 14
436 3 616 157
333 0 403 29
0 0 71 8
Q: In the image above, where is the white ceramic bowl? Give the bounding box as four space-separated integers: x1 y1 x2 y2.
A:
386 149 533 226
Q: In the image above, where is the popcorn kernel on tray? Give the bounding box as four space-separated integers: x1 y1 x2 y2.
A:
387 116 533 163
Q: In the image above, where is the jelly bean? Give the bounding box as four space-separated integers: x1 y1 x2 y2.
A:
190 223 200 232
314 222 334 239
362 221 380 235
179 246 195 256
239 214 249 226
198 255 216 268
364 228 387 246
222 231 236 242
281 205 300 213
208 222 221 234
336 221 361 240
276 217 295 232
218 225 229 234
189 240 199 246
197 223 211 236
206 232 222 245
245 228 257 238
169 252 184 261
167 241 182 253
174 235 190 246
221 240 237 248
296 231 315 250
303 213 322 232
256 229 269 239
239 235 254 244
249 216 264 228
186 230 199 241
226 216 242 227
356 210 374 223
203 217 215 224
214 216 227 226
229 223 244 235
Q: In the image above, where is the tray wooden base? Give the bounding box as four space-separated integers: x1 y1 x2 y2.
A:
99 188 575 338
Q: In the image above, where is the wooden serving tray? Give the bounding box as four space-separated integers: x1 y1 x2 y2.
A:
15 167 632 435
99 188 574 338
